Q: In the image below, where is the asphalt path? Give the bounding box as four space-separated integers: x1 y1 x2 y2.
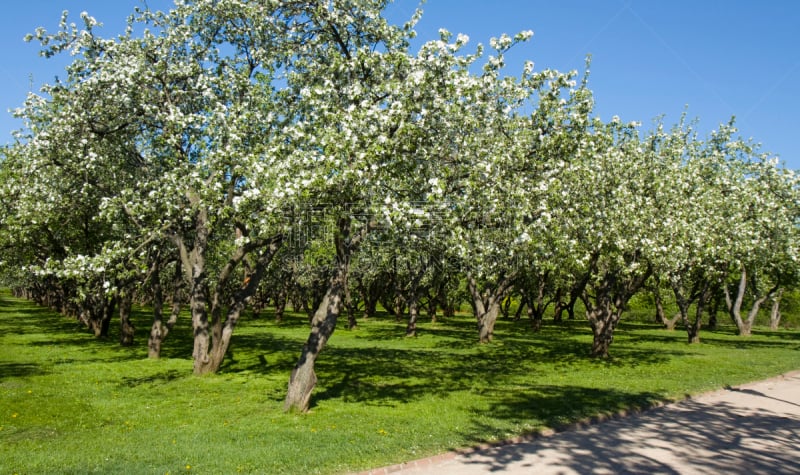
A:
358 370 800 475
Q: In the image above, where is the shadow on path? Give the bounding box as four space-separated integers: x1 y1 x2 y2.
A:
458 398 800 474
382 373 800 475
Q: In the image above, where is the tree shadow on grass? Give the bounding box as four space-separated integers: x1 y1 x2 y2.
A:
0 362 48 381
0 300 83 336
756 329 800 341
599 326 800 353
303 328 678 409
691 334 800 351
118 369 187 388
216 332 304 375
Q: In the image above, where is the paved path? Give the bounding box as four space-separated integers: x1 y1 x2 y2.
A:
359 370 800 474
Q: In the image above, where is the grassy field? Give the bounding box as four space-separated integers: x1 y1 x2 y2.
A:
2 288 799 474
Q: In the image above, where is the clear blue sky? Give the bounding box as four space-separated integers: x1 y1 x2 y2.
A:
2 1 799 169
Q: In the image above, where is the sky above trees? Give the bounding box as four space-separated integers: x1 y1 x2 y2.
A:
0 1 798 169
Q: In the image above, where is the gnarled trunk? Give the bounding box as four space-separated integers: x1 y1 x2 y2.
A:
552 288 565 323
345 283 358 330
203 236 284 373
527 302 543 332
670 275 708 344
363 290 378 320
82 293 115 338
588 308 619 358
583 278 619 358
392 294 405 323
563 274 590 321
284 281 343 412
401 258 429 337
285 217 359 413
477 301 501 343
468 274 514 344
521 273 551 332
426 294 438 323
190 275 212 374
583 260 652 358
686 286 711 344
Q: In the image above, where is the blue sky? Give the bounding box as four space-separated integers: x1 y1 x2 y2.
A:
2 1 799 169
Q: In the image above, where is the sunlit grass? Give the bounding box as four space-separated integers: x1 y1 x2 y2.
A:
1 288 799 474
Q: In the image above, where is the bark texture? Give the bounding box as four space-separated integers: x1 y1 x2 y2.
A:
284 217 365 413
582 257 651 358
468 274 514 344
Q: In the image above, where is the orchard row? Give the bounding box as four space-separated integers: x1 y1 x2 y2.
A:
1 0 797 412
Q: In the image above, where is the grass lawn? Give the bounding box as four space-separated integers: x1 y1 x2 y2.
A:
1 288 799 474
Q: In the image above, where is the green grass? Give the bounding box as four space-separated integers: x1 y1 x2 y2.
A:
1 288 799 474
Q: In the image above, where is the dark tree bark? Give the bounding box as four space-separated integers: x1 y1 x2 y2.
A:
499 296 512 320
188 271 211 373
552 287 565 323
424 291 438 323
362 284 379 319
651 276 667 326
400 257 430 337
582 257 652 358
274 284 288 323
519 271 553 332
706 290 720 331
203 235 284 373
467 273 514 343
585 296 617 358
564 273 591 320
97 294 116 338
689 285 712 344
344 279 359 330
148 260 166 358
171 205 213 374
174 200 283 374
670 273 709 344
514 297 526 321
392 294 405 323
80 292 115 338
527 301 542 332
285 217 370 413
